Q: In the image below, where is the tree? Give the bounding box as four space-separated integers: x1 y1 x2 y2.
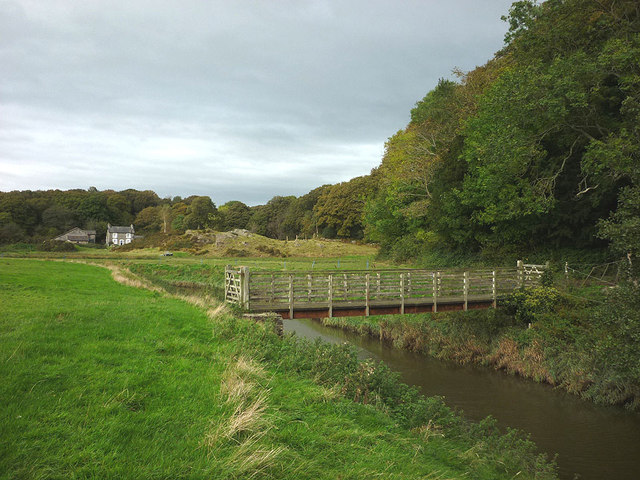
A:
247 196 296 239
247 205 269 236
0 194 39 234
172 214 186 233
78 193 109 222
107 194 133 225
0 223 24 244
314 176 377 239
42 205 77 232
135 206 162 232
218 201 251 231
129 190 160 213
183 196 217 230
160 204 172 233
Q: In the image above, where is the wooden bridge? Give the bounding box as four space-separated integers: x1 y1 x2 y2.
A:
225 261 546 319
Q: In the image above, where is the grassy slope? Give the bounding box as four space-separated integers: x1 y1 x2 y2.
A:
0 259 554 479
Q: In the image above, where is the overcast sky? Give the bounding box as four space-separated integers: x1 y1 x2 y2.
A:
1 0 514 205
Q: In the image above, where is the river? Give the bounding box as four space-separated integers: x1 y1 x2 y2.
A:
284 318 640 480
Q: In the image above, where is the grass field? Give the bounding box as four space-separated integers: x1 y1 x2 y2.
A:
0 259 556 479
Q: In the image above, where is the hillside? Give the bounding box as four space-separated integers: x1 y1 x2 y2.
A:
116 229 378 258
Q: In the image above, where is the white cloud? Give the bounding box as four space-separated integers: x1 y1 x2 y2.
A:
0 0 514 204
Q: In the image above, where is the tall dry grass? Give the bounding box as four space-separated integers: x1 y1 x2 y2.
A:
203 356 284 477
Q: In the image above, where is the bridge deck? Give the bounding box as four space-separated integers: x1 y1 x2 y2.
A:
251 294 496 319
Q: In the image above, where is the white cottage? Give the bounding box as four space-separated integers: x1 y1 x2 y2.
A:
106 224 135 246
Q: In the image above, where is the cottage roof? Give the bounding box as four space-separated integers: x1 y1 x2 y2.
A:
67 234 89 241
108 225 134 234
59 227 95 237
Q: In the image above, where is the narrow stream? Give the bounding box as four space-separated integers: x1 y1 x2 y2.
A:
284 318 640 480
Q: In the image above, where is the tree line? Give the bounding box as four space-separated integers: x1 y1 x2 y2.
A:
366 0 639 263
0 176 376 244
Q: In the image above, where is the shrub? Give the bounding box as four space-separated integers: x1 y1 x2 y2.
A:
255 245 287 257
224 248 250 257
587 283 640 406
502 287 561 325
40 240 77 252
540 268 555 287
389 235 426 263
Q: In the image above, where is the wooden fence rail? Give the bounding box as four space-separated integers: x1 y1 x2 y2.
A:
225 261 546 319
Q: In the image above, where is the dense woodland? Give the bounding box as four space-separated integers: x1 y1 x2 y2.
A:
366 0 640 263
2 0 639 266
0 181 375 245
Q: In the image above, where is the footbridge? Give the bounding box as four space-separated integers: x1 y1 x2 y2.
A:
225 261 546 319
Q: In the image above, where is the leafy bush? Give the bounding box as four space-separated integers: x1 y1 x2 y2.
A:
79 242 106 249
540 268 555 287
0 242 35 253
586 283 640 407
502 287 561 325
255 245 287 257
39 240 77 252
388 235 426 263
224 248 250 257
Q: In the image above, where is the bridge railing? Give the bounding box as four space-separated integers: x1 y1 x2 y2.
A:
225 261 546 315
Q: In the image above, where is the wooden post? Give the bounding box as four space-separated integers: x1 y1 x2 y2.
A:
564 262 569 285
307 274 312 301
432 271 438 313
407 272 412 297
400 273 405 314
328 274 333 318
600 263 610 281
376 273 381 299
288 274 294 319
240 266 250 310
343 273 348 297
270 273 275 306
492 270 497 308
224 266 230 301
517 260 524 287
365 273 370 316
463 271 469 311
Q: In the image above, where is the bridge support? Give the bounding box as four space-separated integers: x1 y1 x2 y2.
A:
432 271 439 313
365 273 370 316
463 271 469 311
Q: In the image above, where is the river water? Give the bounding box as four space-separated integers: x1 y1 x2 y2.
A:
283 318 640 480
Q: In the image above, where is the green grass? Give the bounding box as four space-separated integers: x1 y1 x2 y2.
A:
117 256 388 302
0 259 556 479
0 243 37 253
